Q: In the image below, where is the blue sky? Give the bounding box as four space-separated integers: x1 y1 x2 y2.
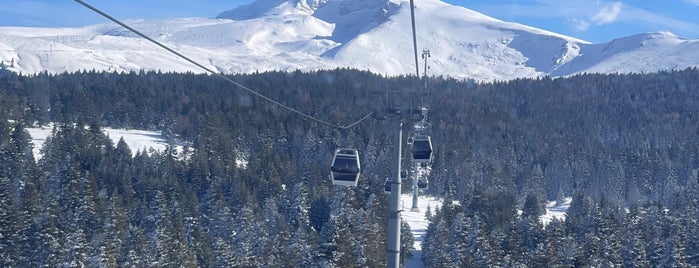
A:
1 0 698 43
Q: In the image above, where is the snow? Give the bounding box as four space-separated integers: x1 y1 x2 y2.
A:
24 124 251 167
26 124 171 159
102 127 171 155
540 197 572 226
401 193 443 268
26 125 53 159
2 0 698 82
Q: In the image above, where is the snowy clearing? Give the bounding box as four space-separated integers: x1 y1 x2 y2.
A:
541 197 572 226
26 125 171 159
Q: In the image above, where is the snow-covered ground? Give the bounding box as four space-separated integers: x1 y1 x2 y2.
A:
102 127 171 155
25 125 53 160
540 197 572 226
402 193 443 268
26 125 170 159
24 124 249 168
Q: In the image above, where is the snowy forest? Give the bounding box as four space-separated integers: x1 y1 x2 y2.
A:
1 68 699 267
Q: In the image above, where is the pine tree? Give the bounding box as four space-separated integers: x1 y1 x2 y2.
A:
596 196 623 266
122 226 151 267
152 190 178 267
0 176 30 267
643 207 665 267
93 191 131 267
313 214 341 267
286 226 314 267
685 213 699 266
280 183 311 231
261 197 287 267
422 218 454 268
400 220 415 266
620 205 647 267
447 213 474 267
545 218 575 268
211 237 237 266
526 163 547 203
230 205 266 267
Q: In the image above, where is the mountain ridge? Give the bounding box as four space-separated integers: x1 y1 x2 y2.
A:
1 0 698 82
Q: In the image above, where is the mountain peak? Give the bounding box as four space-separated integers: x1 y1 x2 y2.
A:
217 0 329 20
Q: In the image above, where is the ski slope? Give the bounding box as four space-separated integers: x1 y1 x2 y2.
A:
402 194 443 268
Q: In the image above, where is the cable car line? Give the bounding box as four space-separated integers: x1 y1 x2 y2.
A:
72 1 430 267
73 0 372 130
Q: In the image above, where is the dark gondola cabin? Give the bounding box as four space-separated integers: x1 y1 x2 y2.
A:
384 178 391 193
409 109 425 121
400 169 409 181
330 149 361 187
411 136 433 163
417 177 429 189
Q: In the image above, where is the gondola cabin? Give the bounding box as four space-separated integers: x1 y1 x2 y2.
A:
400 169 409 181
417 177 429 189
384 178 391 193
409 109 424 121
330 149 361 187
411 136 433 163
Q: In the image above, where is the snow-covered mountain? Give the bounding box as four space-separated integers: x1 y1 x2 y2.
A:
1 0 698 82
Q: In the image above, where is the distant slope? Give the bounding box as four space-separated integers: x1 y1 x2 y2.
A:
551 32 699 77
1 0 698 81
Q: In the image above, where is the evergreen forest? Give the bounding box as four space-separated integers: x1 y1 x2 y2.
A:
1 68 699 267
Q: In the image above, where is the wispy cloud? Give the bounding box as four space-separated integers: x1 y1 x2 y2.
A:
682 0 699 6
569 18 591 31
590 2 622 25
562 1 622 32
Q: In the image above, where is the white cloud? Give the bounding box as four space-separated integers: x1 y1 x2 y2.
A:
557 1 622 32
682 0 699 6
569 18 591 31
591 2 622 25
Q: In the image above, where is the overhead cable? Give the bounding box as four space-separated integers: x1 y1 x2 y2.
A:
409 0 420 78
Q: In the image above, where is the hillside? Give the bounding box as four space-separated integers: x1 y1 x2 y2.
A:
2 67 699 267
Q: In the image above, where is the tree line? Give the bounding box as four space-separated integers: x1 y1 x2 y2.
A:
1 67 699 266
